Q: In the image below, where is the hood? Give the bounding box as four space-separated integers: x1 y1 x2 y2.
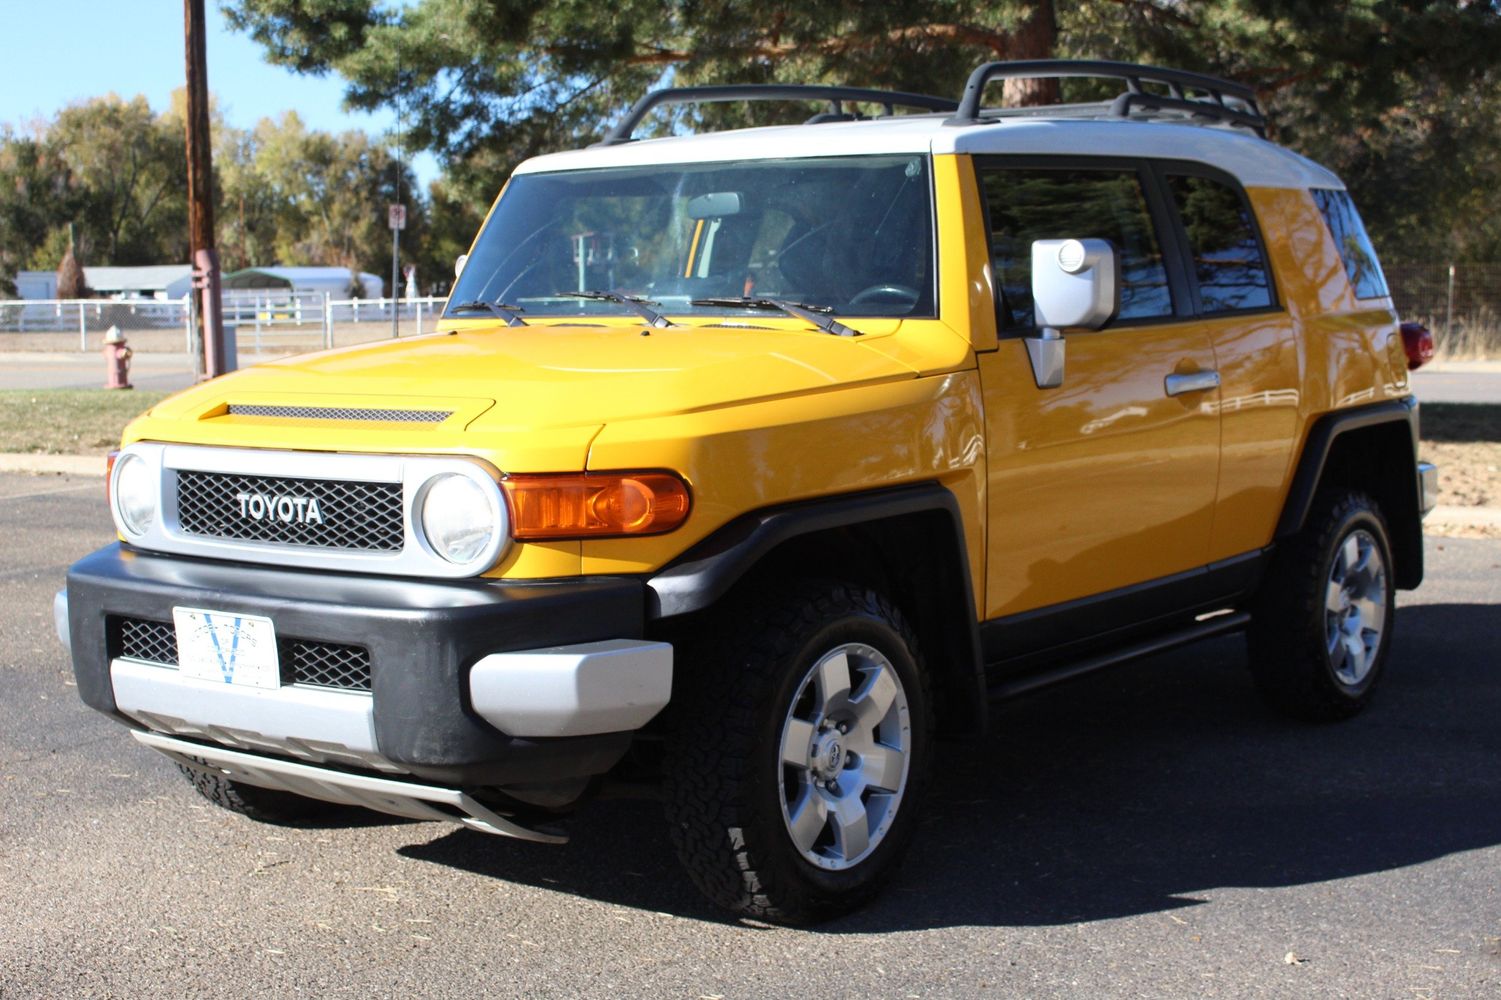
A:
151 323 919 429
124 323 920 469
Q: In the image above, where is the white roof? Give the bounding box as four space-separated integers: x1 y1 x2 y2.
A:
83 265 193 292
516 114 1341 190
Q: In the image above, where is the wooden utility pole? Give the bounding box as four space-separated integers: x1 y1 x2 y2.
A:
184 0 227 378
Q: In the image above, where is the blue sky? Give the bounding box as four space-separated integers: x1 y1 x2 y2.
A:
0 0 439 189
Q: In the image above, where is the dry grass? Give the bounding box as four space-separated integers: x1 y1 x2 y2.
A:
0 389 171 454
1422 312 1501 363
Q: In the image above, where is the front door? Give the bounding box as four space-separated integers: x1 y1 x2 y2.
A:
973 160 1221 621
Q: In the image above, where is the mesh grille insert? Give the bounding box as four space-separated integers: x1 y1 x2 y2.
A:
175 470 403 550
110 616 371 691
116 617 178 666
228 404 451 423
282 640 372 690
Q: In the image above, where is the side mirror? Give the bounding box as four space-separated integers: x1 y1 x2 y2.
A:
454 253 469 279
1025 239 1119 389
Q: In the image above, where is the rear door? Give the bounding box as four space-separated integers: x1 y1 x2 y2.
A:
1155 165 1297 562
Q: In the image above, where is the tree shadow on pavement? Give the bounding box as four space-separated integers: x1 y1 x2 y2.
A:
399 602 1501 932
1422 403 1501 442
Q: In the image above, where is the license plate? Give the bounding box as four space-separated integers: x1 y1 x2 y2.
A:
172 607 281 690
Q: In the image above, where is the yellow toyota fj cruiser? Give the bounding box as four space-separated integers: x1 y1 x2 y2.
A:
59 61 1438 923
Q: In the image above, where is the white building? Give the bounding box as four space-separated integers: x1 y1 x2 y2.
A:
223 267 383 299
15 265 194 300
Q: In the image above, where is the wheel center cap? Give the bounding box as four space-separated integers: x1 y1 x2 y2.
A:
812 733 845 780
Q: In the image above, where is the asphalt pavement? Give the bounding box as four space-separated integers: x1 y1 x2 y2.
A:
0 353 263 393
1 472 1498 998
1411 363 1501 405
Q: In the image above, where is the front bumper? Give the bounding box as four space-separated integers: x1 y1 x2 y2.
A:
1418 461 1438 517
63 544 671 790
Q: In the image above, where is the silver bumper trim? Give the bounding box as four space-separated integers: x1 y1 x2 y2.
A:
110 658 393 771
468 639 673 738
54 589 70 653
135 731 566 844
1418 461 1438 517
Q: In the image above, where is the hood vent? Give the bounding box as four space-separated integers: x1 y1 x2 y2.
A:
227 404 452 423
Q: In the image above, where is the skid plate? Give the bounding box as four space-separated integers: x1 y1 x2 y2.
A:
134 730 567 844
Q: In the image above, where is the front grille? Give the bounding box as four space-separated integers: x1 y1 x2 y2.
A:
175 471 403 550
110 616 371 691
228 404 452 423
117 617 178 665
283 640 372 690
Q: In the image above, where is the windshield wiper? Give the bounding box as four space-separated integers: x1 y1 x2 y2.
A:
555 290 676 328
690 297 859 337
448 299 528 327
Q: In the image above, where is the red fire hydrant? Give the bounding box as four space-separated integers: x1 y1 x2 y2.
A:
103 325 133 390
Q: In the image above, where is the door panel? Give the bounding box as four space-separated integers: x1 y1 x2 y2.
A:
979 327 1219 618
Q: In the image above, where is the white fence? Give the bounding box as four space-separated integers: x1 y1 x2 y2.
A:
0 293 448 351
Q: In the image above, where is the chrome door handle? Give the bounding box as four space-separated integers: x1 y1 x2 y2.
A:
1164 370 1221 397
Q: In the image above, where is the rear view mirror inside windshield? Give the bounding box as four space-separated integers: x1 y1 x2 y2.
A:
687 191 743 219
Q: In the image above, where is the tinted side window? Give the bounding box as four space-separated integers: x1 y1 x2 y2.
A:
1311 189 1389 299
979 167 1172 328
1166 174 1272 313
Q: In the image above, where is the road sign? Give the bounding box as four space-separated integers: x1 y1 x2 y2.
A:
388 203 407 231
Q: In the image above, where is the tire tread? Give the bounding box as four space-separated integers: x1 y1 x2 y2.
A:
1249 490 1394 722
663 581 930 923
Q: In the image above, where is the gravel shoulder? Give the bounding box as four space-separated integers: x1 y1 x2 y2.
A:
1422 403 1501 537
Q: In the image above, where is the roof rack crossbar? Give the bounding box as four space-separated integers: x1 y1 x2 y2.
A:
1107 92 1265 134
945 59 1265 136
597 85 959 146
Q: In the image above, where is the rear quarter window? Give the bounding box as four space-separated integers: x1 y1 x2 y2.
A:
1165 174 1273 313
1311 189 1389 299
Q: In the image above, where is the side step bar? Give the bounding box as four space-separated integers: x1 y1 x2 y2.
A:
134 730 567 845
989 611 1251 700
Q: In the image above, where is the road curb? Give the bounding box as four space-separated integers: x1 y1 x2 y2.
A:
0 454 105 476
1427 505 1501 528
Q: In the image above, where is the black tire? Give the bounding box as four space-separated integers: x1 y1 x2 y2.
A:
1248 491 1397 721
663 581 932 924
175 759 350 825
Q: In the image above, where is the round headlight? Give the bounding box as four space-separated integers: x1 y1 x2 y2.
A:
419 473 497 565
113 452 157 536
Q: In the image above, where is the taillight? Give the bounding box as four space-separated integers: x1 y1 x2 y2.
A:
1400 321 1434 371
501 472 691 539
105 450 119 503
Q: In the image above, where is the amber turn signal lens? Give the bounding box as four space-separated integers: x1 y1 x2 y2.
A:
502 472 691 540
105 450 119 503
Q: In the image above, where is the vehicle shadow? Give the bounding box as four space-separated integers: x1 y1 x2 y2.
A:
398 601 1501 931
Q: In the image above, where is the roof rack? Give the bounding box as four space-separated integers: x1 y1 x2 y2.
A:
596 85 959 146
945 60 1266 137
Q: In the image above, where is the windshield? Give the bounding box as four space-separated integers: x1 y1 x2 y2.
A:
446 155 935 321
